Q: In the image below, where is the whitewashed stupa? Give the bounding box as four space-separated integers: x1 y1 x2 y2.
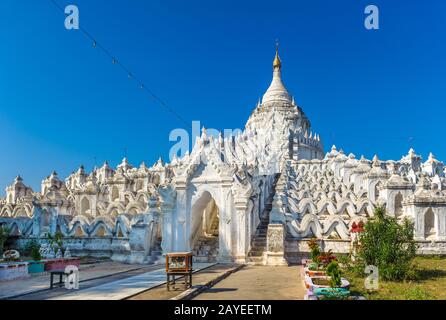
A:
1 48 445 264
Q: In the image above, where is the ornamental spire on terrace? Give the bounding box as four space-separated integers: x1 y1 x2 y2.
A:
261 44 292 106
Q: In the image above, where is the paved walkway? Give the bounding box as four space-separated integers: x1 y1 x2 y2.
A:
2 263 304 300
50 263 214 300
0 261 144 299
129 263 240 300
193 265 305 300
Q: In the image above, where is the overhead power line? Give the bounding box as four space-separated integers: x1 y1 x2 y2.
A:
48 0 190 128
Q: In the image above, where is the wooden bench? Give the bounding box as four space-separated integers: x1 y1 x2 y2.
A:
49 270 68 289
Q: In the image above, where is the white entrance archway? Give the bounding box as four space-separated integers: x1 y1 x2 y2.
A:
190 191 220 261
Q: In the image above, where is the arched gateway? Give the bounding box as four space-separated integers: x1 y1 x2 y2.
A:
190 190 219 261
160 145 255 263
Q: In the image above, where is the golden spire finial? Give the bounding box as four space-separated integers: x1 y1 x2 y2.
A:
273 40 281 69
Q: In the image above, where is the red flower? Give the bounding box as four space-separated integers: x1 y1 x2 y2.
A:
351 221 365 233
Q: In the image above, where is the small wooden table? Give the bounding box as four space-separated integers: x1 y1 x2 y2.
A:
166 271 193 291
49 270 68 289
165 252 193 291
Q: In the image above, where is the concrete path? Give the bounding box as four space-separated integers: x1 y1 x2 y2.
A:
193 265 305 300
129 263 241 300
0 261 143 299
12 266 162 300
51 263 215 300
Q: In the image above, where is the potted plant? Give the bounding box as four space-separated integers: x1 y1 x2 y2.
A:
310 261 351 299
326 261 342 287
27 241 45 274
304 254 351 292
306 261 327 277
308 238 320 263
301 238 320 267
314 261 351 299
304 241 337 277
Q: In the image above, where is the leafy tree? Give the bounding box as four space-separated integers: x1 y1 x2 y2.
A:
354 206 417 281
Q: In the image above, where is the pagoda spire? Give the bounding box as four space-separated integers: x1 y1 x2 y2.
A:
261 42 291 106
273 40 281 70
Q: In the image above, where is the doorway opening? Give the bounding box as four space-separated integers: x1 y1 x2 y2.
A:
190 191 219 262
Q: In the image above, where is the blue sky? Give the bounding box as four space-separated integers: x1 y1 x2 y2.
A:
0 0 445 192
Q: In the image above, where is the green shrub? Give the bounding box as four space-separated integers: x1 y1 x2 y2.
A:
308 238 321 263
25 240 42 261
22 239 37 255
326 261 342 287
0 225 10 254
30 248 41 261
21 239 42 261
336 253 353 269
308 262 319 271
48 232 65 255
354 206 417 281
318 249 337 268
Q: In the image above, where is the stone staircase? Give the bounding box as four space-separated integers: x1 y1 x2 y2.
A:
247 174 280 265
192 213 220 262
207 214 219 236
150 237 163 263
247 214 269 264
192 235 219 262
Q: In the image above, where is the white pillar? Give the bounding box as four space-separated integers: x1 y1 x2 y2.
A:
435 208 446 241
234 200 249 263
161 204 174 254
173 182 188 252
218 188 233 261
